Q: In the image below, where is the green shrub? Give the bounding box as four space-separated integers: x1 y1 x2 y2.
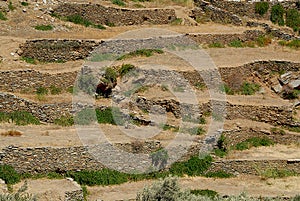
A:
151 149 168 169
0 11 7 20
169 155 213 176
117 49 163 60
21 57 36 64
21 1 29 6
103 67 117 84
66 15 92 27
66 86 74 93
54 116 74 126
112 0 126 6
0 182 37 201
221 84 234 95
255 2 269 16
92 24 106 29
235 137 274 151
9 111 40 125
205 170 233 178
214 134 227 158
255 35 272 47
36 86 48 95
271 4 285 26
34 24 53 31
286 9 300 32
171 18 182 25
66 169 128 186
287 40 300 49
260 168 298 179
0 165 20 185
240 82 260 95
49 85 62 95
118 64 136 77
185 126 205 135
208 42 225 48
228 40 244 48
96 107 124 125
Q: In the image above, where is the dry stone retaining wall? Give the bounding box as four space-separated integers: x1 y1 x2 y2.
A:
52 3 176 26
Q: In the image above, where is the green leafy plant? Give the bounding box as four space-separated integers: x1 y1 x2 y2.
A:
117 49 163 60
271 4 285 26
0 11 7 20
8 1 15 11
118 64 136 77
36 86 48 95
240 82 260 95
235 137 274 151
255 35 272 47
0 165 20 184
286 9 300 32
21 1 29 6
228 40 244 48
112 0 126 6
66 15 92 27
171 18 182 25
49 85 62 95
220 84 234 95
208 42 225 48
190 189 219 198
54 116 74 126
21 57 36 64
214 134 227 158
34 24 53 31
96 107 125 125
255 2 269 16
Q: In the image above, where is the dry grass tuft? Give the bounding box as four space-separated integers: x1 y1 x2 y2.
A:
1 130 23 137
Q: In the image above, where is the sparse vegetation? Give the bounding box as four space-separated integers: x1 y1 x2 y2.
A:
235 137 274 151
240 82 260 95
0 111 40 125
0 11 7 20
34 25 54 31
54 116 74 126
118 64 136 77
0 182 37 201
96 107 125 125
21 57 36 64
171 18 182 25
49 85 62 95
208 42 225 48
21 1 29 6
112 0 126 6
190 189 219 198
36 86 48 95
63 14 106 29
214 134 228 158
1 130 22 137
228 40 244 48
0 165 21 185
117 49 163 60
8 1 15 11
270 4 285 26
258 168 298 179
279 39 300 49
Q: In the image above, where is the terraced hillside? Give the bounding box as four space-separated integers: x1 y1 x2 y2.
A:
0 0 299 200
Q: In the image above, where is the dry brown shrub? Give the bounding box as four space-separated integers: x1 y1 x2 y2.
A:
1 130 22 137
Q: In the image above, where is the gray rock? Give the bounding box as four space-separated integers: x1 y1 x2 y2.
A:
279 71 292 85
289 79 300 89
272 84 283 93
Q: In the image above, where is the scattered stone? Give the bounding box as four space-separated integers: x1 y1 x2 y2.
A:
272 84 283 93
289 79 300 89
279 71 292 85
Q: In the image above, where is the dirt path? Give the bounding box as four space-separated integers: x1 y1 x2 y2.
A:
87 175 300 201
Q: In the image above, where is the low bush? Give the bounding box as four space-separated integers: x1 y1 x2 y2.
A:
235 137 274 151
208 42 225 48
255 2 269 16
228 40 243 48
0 11 7 20
96 107 125 125
240 82 260 95
0 111 40 126
286 9 300 32
54 116 74 126
21 57 36 64
36 86 48 95
1 130 22 137
271 4 285 26
0 165 20 184
8 1 15 11
118 64 136 77
21 1 29 6
0 182 37 201
34 24 53 31
255 35 272 47
49 85 62 95
112 0 126 6
259 168 298 179
190 189 219 198
66 15 92 27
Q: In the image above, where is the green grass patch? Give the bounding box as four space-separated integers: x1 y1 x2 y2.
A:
259 168 298 179
228 40 244 48
8 1 15 11
184 126 205 135
49 85 62 95
96 107 124 125
160 124 179 132
171 18 182 25
240 82 260 95
117 49 163 60
92 24 106 30
255 35 272 47
34 24 53 31
0 165 21 185
0 11 7 20
112 0 126 6
0 111 40 126
208 42 225 48
118 64 136 77
284 125 300 133
36 86 48 95
220 84 234 95
66 15 92 27
235 137 274 151
21 1 29 6
54 116 74 126
190 189 219 198
255 2 269 16
21 56 36 64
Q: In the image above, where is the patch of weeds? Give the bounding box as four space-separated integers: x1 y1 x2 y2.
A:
255 35 272 47
171 18 182 25
205 170 234 178
235 137 274 151
50 85 62 95
34 24 53 31
89 53 118 62
190 189 219 198
65 15 92 27
118 63 136 77
21 56 36 64
271 4 285 26
8 1 15 11
0 11 7 20
182 126 205 135
172 86 185 92
208 42 225 48
160 84 169 91
9 111 40 125
66 86 74 93
255 1 269 16
160 124 179 132
194 82 206 90
0 165 21 185
287 40 300 49
21 1 29 6
112 0 126 6
96 107 125 125
36 86 48 95
105 21 115 27
92 24 106 30
240 82 260 95
82 185 88 201
220 84 234 95
259 168 298 179
136 85 150 93
228 40 244 48
54 116 74 126
214 134 227 158
270 127 286 135
117 49 163 60
284 125 300 133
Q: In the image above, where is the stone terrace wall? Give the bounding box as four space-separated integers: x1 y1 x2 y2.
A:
52 3 176 26
208 159 300 175
19 40 101 62
0 70 77 93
